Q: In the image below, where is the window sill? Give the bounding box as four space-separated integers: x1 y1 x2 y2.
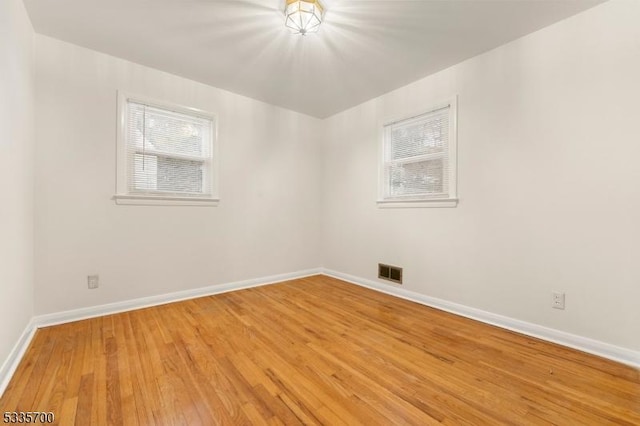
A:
377 198 458 209
113 194 219 206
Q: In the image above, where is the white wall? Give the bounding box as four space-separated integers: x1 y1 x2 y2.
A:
34 36 322 315
28 0 640 355
321 0 640 351
0 0 35 366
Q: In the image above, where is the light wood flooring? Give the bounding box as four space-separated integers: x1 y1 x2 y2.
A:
1 275 638 425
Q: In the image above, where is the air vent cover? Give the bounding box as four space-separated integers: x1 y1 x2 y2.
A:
378 263 403 284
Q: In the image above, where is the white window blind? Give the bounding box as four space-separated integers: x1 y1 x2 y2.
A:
123 100 214 199
381 104 455 202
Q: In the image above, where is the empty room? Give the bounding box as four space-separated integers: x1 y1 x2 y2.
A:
1 0 639 424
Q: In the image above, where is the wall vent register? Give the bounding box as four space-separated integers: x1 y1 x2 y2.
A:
378 263 403 284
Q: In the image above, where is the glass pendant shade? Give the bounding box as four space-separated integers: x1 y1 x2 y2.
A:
285 0 324 35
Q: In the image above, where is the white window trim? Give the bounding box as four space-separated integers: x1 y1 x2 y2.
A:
377 96 458 209
114 91 219 206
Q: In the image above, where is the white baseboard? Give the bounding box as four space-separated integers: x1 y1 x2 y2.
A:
2 266 636 400
34 268 322 328
1 268 321 398
0 269 321 398
0 319 37 398
321 269 640 369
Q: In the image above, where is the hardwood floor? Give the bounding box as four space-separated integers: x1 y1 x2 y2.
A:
1 275 638 425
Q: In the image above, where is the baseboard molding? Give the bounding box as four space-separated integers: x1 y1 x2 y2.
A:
321 269 640 369
1 268 321 398
34 268 322 328
3 266 636 400
0 319 37 398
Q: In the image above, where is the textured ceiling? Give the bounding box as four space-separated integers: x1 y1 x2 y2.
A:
24 0 605 118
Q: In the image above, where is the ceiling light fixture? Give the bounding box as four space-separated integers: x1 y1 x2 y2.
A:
284 0 324 35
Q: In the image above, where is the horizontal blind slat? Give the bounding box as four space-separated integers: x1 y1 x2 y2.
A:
125 100 213 197
383 106 450 200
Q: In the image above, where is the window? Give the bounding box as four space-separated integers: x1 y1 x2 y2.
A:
115 92 218 206
378 98 457 208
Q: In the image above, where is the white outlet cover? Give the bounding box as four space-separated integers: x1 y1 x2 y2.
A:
88 275 99 289
552 292 565 309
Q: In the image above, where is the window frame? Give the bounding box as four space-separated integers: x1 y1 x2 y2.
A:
377 97 458 209
114 91 219 206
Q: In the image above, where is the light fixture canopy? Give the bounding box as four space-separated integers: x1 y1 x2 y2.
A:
284 0 324 35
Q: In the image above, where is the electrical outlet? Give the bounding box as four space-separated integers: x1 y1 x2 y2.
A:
552 292 565 310
88 275 99 289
